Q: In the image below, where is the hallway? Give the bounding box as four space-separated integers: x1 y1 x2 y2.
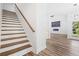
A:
0 3 79 56
38 34 79 56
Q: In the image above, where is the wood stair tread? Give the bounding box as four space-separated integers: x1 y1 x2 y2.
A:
2 22 21 24
1 32 25 36
0 44 32 56
1 40 29 48
1 29 24 31
1 36 27 41
2 19 19 21
2 17 19 21
2 21 20 23
2 20 20 23
2 23 21 25
0 9 32 56
2 26 22 28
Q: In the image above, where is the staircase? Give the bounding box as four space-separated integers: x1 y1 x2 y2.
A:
0 10 34 56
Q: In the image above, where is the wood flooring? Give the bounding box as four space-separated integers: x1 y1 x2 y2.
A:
38 34 79 56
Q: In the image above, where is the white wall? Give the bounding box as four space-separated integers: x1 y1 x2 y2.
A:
47 4 67 35
16 3 37 53
48 14 67 34
2 3 15 12
16 3 37 30
47 4 79 40
36 4 49 53
16 3 49 54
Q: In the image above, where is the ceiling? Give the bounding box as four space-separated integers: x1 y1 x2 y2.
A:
47 3 79 16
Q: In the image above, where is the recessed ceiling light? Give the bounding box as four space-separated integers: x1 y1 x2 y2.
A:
73 3 77 6
50 15 54 17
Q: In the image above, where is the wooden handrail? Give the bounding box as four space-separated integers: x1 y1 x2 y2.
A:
15 4 35 32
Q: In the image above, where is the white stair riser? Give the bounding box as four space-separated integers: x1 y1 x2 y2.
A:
1 31 25 34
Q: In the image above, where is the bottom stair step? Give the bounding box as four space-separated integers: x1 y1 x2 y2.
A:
0 44 32 56
23 51 35 56
9 47 33 56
